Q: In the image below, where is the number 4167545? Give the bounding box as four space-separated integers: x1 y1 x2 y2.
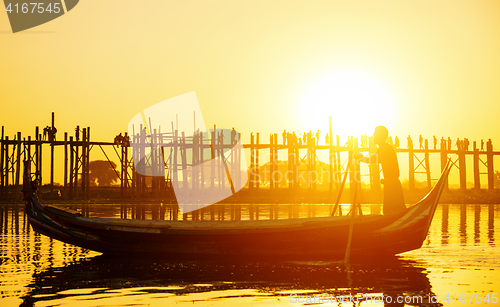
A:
443 293 498 304
6 3 62 14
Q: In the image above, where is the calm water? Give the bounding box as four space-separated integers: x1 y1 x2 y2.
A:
1 203 499 307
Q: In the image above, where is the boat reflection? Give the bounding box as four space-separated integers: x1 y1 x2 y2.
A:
20 255 440 306
2 203 497 306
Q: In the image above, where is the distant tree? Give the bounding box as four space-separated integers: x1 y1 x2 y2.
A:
89 160 120 186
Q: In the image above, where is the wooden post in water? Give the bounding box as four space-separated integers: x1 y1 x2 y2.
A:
152 129 158 197
27 136 31 173
250 133 254 189
0 127 4 197
69 136 74 199
34 127 39 176
307 137 311 189
458 141 466 191
210 127 215 189
120 142 125 197
50 112 55 196
440 138 449 190
308 135 316 190
64 132 68 199
38 130 43 185
294 135 299 189
173 129 179 192
131 132 136 196
274 133 278 189
288 133 293 189
135 129 140 197
81 128 87 199
4 136 8 191
86 127 91 199
425 139 431 189
74 126 79 199
15 132 21 195
335 135 341 185
181 132 188 192
354 138 361 197
141 127 147 196
256 132 260 189
235 132 241 189
408 136 415 190
194 131 199 193
473 141 480 190
487 139 494 190
269 134 274 190
201 131 206 192
328 139 334 192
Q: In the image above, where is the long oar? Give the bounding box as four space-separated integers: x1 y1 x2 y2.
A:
331 154 352 216
344 175 359 264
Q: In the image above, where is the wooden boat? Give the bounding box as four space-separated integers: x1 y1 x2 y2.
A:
23 161 451 259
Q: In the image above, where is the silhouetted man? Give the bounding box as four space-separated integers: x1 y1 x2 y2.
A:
359 126 406 215
231 127 237 145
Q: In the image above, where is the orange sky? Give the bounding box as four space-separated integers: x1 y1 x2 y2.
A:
1 0 500 184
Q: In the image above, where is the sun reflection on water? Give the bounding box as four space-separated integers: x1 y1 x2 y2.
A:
0 203 499 306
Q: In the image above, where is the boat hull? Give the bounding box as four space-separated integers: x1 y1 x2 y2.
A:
23 162 450 259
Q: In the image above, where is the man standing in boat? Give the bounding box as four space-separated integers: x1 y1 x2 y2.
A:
358 126 406 215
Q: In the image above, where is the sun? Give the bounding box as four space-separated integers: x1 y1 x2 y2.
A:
296 68 398 140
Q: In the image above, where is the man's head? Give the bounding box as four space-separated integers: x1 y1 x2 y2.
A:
373 126 389 146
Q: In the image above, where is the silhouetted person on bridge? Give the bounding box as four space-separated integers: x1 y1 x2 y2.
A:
231 127 237 145
419 135 423 149
359 126 406 215
464 138 470 151
43 126 49 141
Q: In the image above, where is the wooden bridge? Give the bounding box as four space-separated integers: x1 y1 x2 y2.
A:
1 113 499 200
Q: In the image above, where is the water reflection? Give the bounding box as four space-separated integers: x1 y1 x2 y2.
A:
489 205 495 246
441 204 449 246
1 203 499 307
475 205 481 245
20 256 438 307
460 204 467 245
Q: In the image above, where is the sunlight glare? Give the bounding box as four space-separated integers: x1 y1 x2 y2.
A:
296 69 398 139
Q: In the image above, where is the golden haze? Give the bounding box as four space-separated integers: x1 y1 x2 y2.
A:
1 0 500 184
